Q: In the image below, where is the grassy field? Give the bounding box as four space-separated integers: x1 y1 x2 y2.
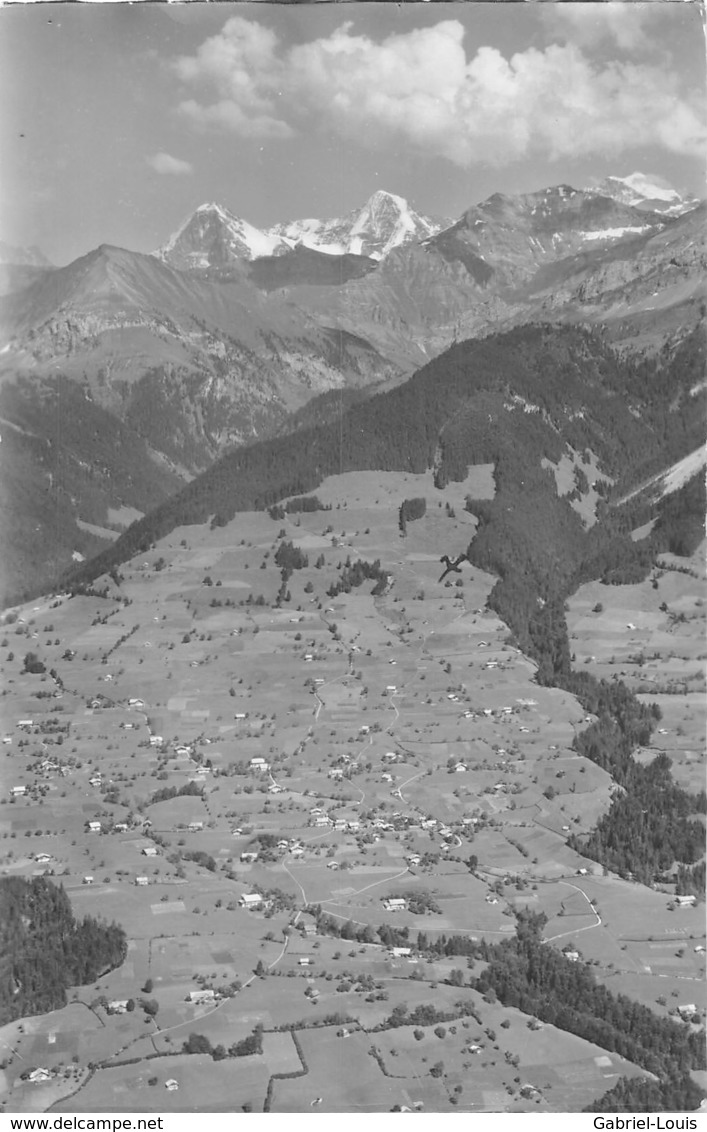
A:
0 472 703 1113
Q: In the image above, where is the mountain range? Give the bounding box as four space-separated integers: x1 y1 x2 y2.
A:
0 173 703 605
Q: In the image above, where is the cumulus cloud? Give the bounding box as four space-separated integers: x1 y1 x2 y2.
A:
148 152 194 176
540 2 663 52
173 17 706 165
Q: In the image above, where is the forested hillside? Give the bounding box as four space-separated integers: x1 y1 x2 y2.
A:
0 877 127 1024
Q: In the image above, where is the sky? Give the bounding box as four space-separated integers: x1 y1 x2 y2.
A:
1 1 705 266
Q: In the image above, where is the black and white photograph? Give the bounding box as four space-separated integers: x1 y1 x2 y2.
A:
0 0 705 1120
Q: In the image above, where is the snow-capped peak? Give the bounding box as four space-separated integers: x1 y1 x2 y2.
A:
269 192 450 261
585 173 698 215
155 202 288 269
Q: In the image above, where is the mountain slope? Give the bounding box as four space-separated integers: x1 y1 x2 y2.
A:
63 323 706 596
0 244 396 604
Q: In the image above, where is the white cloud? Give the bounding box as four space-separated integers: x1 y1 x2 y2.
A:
148 152 194 176
173 17 706 165
540 2 663 52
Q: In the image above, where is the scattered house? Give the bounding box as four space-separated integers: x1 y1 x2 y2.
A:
313 678 325 686
188 821 204 832
87 821 102 833
383 897 407 912
291 847 305 859
234 713 247 720
114 822 128 833
563 949 580 962
389 947 412 958
142 846 158 857
677 1004 697 1017
383 751 398 762
675 895 697 907
17 719 34 729
10 785 26 797
165 1080 179 1092
27 1068 51 1084
34 853 52 864
268 784 283 794
149 735 163 747
298 957 312 966
312 816 330 828
347 821 360 833
326 861 339 870
249 757 269 772
175 746 191 756
189 989 215 1005
107 1000 129 1015
240 851 259 864
407 855 421 866
454 763 468 773
381 772 393 783
302 923 317 937
304 654 314 662
328 768 343 780
82 876 94 885
694 945 705 954
239 893 264 909
89 776 102 787
277 840 289 850
576 868 589 876
135 876 149 886
385 685 397 693
128 698 144 707
359 725 370 735
333 819 347 832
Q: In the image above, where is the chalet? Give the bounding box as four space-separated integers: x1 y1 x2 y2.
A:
302 922 317 937
188 821 204 832
149 735 163 747
17 719 34 729
87 821 102 833
135 876 149 886
240 851 259 863
694 945 705 954
249 757 269 772
10 785 26 797
383 897 407 912
406 855 422 866
389 947 412 958
165 1080 179 1092
291 847 304 858
128 698 144 707
175 746 191 756
563 949 580 962
675 895 697 907
381 773 393 783
239 893 264 908
298 957 312 966
34 853 52 864
89 776 102 787
326 861 339 870
189 989 215 1005
313 678 325 686
277 840 289 850
383 751 398 762
304 654 313 662
328 768 343 780
454 763 468 773
234 713 247 720
385 685 397 693
114 822 128 833
268 784 283 794
82 876 94 885
107 1000 129 1014
677 1004 697 1017
142 846 158 857
27 1068 51 1084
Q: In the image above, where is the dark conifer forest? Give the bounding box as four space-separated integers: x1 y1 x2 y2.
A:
0 877 127 1024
